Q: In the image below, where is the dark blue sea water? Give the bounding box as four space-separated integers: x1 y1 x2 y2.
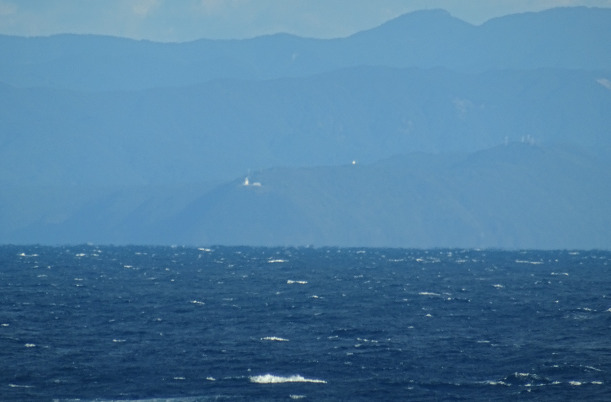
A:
1 246 610 401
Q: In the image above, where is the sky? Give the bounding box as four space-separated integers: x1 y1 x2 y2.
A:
0 0 610 42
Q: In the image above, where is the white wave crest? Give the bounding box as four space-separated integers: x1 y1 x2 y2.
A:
18 253 38 257
249 374 327 384
515 260 543 265
261 336 289 342
287 280 307 284
481 380 509 386
418 291 440 296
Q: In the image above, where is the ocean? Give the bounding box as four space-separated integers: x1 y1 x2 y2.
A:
1 245 610 401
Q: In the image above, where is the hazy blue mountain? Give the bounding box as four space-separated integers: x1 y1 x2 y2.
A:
166 143 611 249
1 7 610 91
6 144 610 249
1 7 609 248
1 67 610 186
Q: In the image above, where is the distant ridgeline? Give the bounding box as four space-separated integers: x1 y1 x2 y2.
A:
1 7 610 248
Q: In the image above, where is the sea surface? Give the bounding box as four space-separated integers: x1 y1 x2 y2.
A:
1 245 610 401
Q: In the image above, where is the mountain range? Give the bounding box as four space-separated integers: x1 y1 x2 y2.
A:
2 7 611 90
1 7 610 248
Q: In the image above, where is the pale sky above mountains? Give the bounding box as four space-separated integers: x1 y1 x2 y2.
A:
0 0 610 42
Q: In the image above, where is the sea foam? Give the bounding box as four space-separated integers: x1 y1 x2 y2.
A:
261 336 289 342
249 374 327 384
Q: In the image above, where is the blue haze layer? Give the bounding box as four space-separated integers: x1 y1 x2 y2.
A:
0 7 610 248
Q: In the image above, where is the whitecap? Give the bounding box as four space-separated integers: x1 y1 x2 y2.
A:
551 272 569 276
418 292 440 296
482 380 508 386
569 381 582 386
18 253 38 257
206 377 216 381
190 300 205 305
268 259 287 263
290 395 306 399
287 280 308 285
515 260 543 265
24 343 36 348
249 374 327 384
492 284 504 289
261 336 289 342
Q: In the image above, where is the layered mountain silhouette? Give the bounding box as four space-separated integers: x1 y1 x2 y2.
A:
1 7 610 248
2 7 610 90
